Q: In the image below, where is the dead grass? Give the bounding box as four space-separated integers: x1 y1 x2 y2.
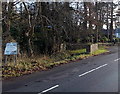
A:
2 47 109 79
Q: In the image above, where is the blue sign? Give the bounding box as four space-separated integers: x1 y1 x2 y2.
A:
4 42 18 55
115 28 120 38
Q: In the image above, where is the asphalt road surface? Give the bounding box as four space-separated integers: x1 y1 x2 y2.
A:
2 46 119 94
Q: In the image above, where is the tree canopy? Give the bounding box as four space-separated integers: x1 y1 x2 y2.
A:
2 1 117 57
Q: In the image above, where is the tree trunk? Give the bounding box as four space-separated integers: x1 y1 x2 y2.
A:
28 38 34 57
83 2 87 30
95 2 99 43
110 3 113 42
106 3 109 41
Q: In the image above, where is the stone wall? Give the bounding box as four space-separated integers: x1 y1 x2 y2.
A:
66 44 86 50
86 44 98 53
60 43 66 52
66 43 98 53
98 43 113 47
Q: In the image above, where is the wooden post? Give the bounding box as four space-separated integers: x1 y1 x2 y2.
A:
14 55 17 63
5 55 7 64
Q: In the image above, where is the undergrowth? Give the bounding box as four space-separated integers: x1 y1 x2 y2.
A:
2 47 109 79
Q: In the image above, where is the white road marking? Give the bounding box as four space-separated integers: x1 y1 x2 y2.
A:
79 64 108 77
114 58 120 62
39 85 59 94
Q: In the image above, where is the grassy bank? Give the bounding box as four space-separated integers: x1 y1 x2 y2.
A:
2 46 109 79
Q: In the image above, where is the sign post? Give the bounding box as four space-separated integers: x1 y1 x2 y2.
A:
4 42 18 63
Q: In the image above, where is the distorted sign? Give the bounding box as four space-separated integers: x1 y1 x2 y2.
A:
4 42 17 55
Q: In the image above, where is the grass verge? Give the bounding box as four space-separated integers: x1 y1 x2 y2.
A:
2 46 109 79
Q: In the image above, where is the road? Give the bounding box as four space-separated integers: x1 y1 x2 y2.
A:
2 46 119 94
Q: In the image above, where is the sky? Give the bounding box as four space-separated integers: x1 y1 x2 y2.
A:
2 0 119 29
